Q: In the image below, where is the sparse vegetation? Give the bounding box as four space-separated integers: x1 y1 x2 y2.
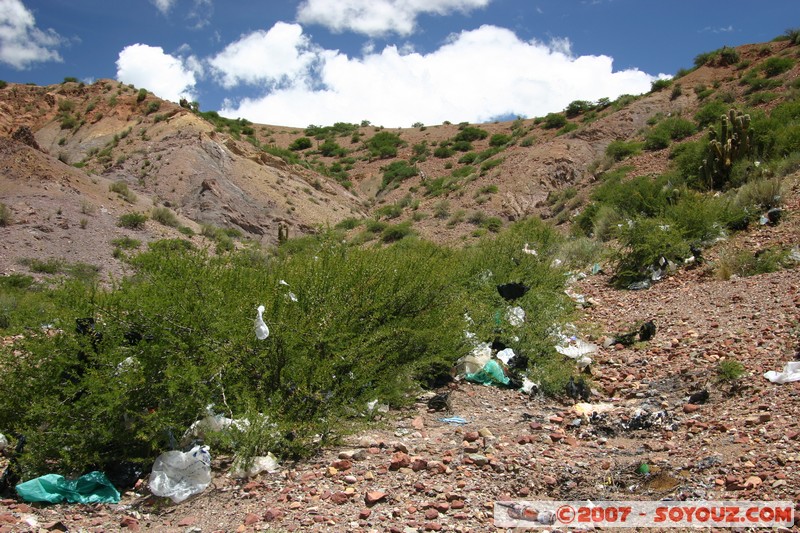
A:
109 181 138 203
151 206 179 227
0 203 11 226
117 212 148 229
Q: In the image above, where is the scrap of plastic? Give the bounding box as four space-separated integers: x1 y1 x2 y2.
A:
254 305 269 340
465 359 510 386
183 411 249 444
521 377 538 394
0 433 6 452
573 402 616 417
522 243 537 256
628 279 651 290
16 471 120 504
496 348 516 366
506 306 525 327
555 339 598 359
439 416 468 425
764 362 800 384
149 445 211 503
230 453 279 479
455 343 491 376
575 355 593 370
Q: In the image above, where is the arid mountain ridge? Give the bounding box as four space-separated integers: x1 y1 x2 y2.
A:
0 38 798 280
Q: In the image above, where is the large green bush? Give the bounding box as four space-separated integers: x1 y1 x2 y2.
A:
0 225 574 478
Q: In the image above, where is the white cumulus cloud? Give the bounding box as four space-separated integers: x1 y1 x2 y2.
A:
116 44 198 103
297 0 491 37
150 0 176 15
0 0 63 69
217 24 657 128
208 22 318 88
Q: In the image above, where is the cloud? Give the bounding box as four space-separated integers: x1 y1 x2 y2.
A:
116 44 198 102
0 0 63 69
217 24 656 128
296 0 491 37
208 22 319 88
150 0 176 15
188 0 214 29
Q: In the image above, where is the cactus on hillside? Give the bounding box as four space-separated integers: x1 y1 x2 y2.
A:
701 109 752 190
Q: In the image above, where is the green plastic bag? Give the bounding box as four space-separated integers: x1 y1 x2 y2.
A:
16 471 120 504
465 359 510 386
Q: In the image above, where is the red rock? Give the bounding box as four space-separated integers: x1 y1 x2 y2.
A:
390 451 411 470
424 508 439 520
13 505 32 513
463 431 479 442
359 508 372 520
300 472 317 482
543 475 557 485
529 422 542 430
411 458 428 471
411 416 425 430
451 499 465 509
759 413 772 423
264 508 284 522
120 516 139 531
331 491 350 504
244 513 260 526
427 461 446 474
424 522 443 531
177 516 197 527
332 459 352 470
549 432 564 442
0 516 15 525
42 522 68 532
242 481 260 492
683 403 700 413
433 502 449 512
365 491 387 505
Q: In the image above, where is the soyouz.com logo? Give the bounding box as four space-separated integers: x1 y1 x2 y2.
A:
494 500 795 528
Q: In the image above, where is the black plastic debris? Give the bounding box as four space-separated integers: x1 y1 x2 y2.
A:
105 460 148 491
638 321 657 342
496 282 529 301
0 434 25 496
427 392 451 412
623 409 674 431
761 207 782 226
565 376 590 402
688 389 709 404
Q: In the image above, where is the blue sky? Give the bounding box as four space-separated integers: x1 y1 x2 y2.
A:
0 0 797 127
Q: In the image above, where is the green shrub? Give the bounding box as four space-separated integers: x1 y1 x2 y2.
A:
734 177 784 211
542 113 567 129
178 225 195 236
117 212 148 229
565 100 593 117
614 217 691 286
0 229 573 477
453 127 488 142
480 157 504 173
319 139 345 157
289 137 312 151
21 258 63 274
650 79 672 92
145 101 161 115
605 140 643 161
335 218 362 230
380 222 414 242
714 246 793 280
136 88 147 102
761 57 794 77
111 236 141 249
381 160 418 189
717 358 745 382
0 203 11 226
109 181 137 203
489 133 512 146
433 145 455 158
151 207 179 227
365 131 404 159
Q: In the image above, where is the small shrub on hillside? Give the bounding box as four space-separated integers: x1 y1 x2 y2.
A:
714 247 793 280
0 203 11 226
453 127 488 142
380 222 414 243
542 113 567 129
489 133 512 146
334 218 362 230
20 258 63 274
151 207 179 227
717 358 745 382
109 181 137 203
734 177 784 211
761 57 794 77
111 236 141 250
289 137 312 151
381 160 418 190
145 101 160 115
613 218 691 287
650 79 672 92
118 212 147 229
605 140 643 161
433 145 455 158
366 131 405 159
136 88 147 102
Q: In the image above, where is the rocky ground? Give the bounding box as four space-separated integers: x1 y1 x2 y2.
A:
1 208 799 532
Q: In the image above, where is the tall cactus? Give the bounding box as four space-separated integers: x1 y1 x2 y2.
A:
701 109 752 190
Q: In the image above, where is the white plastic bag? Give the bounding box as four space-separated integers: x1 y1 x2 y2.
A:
764 361 800 384
0 433 7 452
496 348 516 365
230 453 280 479
254 305 269 340
149 445 212 503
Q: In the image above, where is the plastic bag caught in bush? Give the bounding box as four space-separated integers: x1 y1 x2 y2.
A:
16 471 120 504
465 360 510 386
254 305 269 340
148 445 211 503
